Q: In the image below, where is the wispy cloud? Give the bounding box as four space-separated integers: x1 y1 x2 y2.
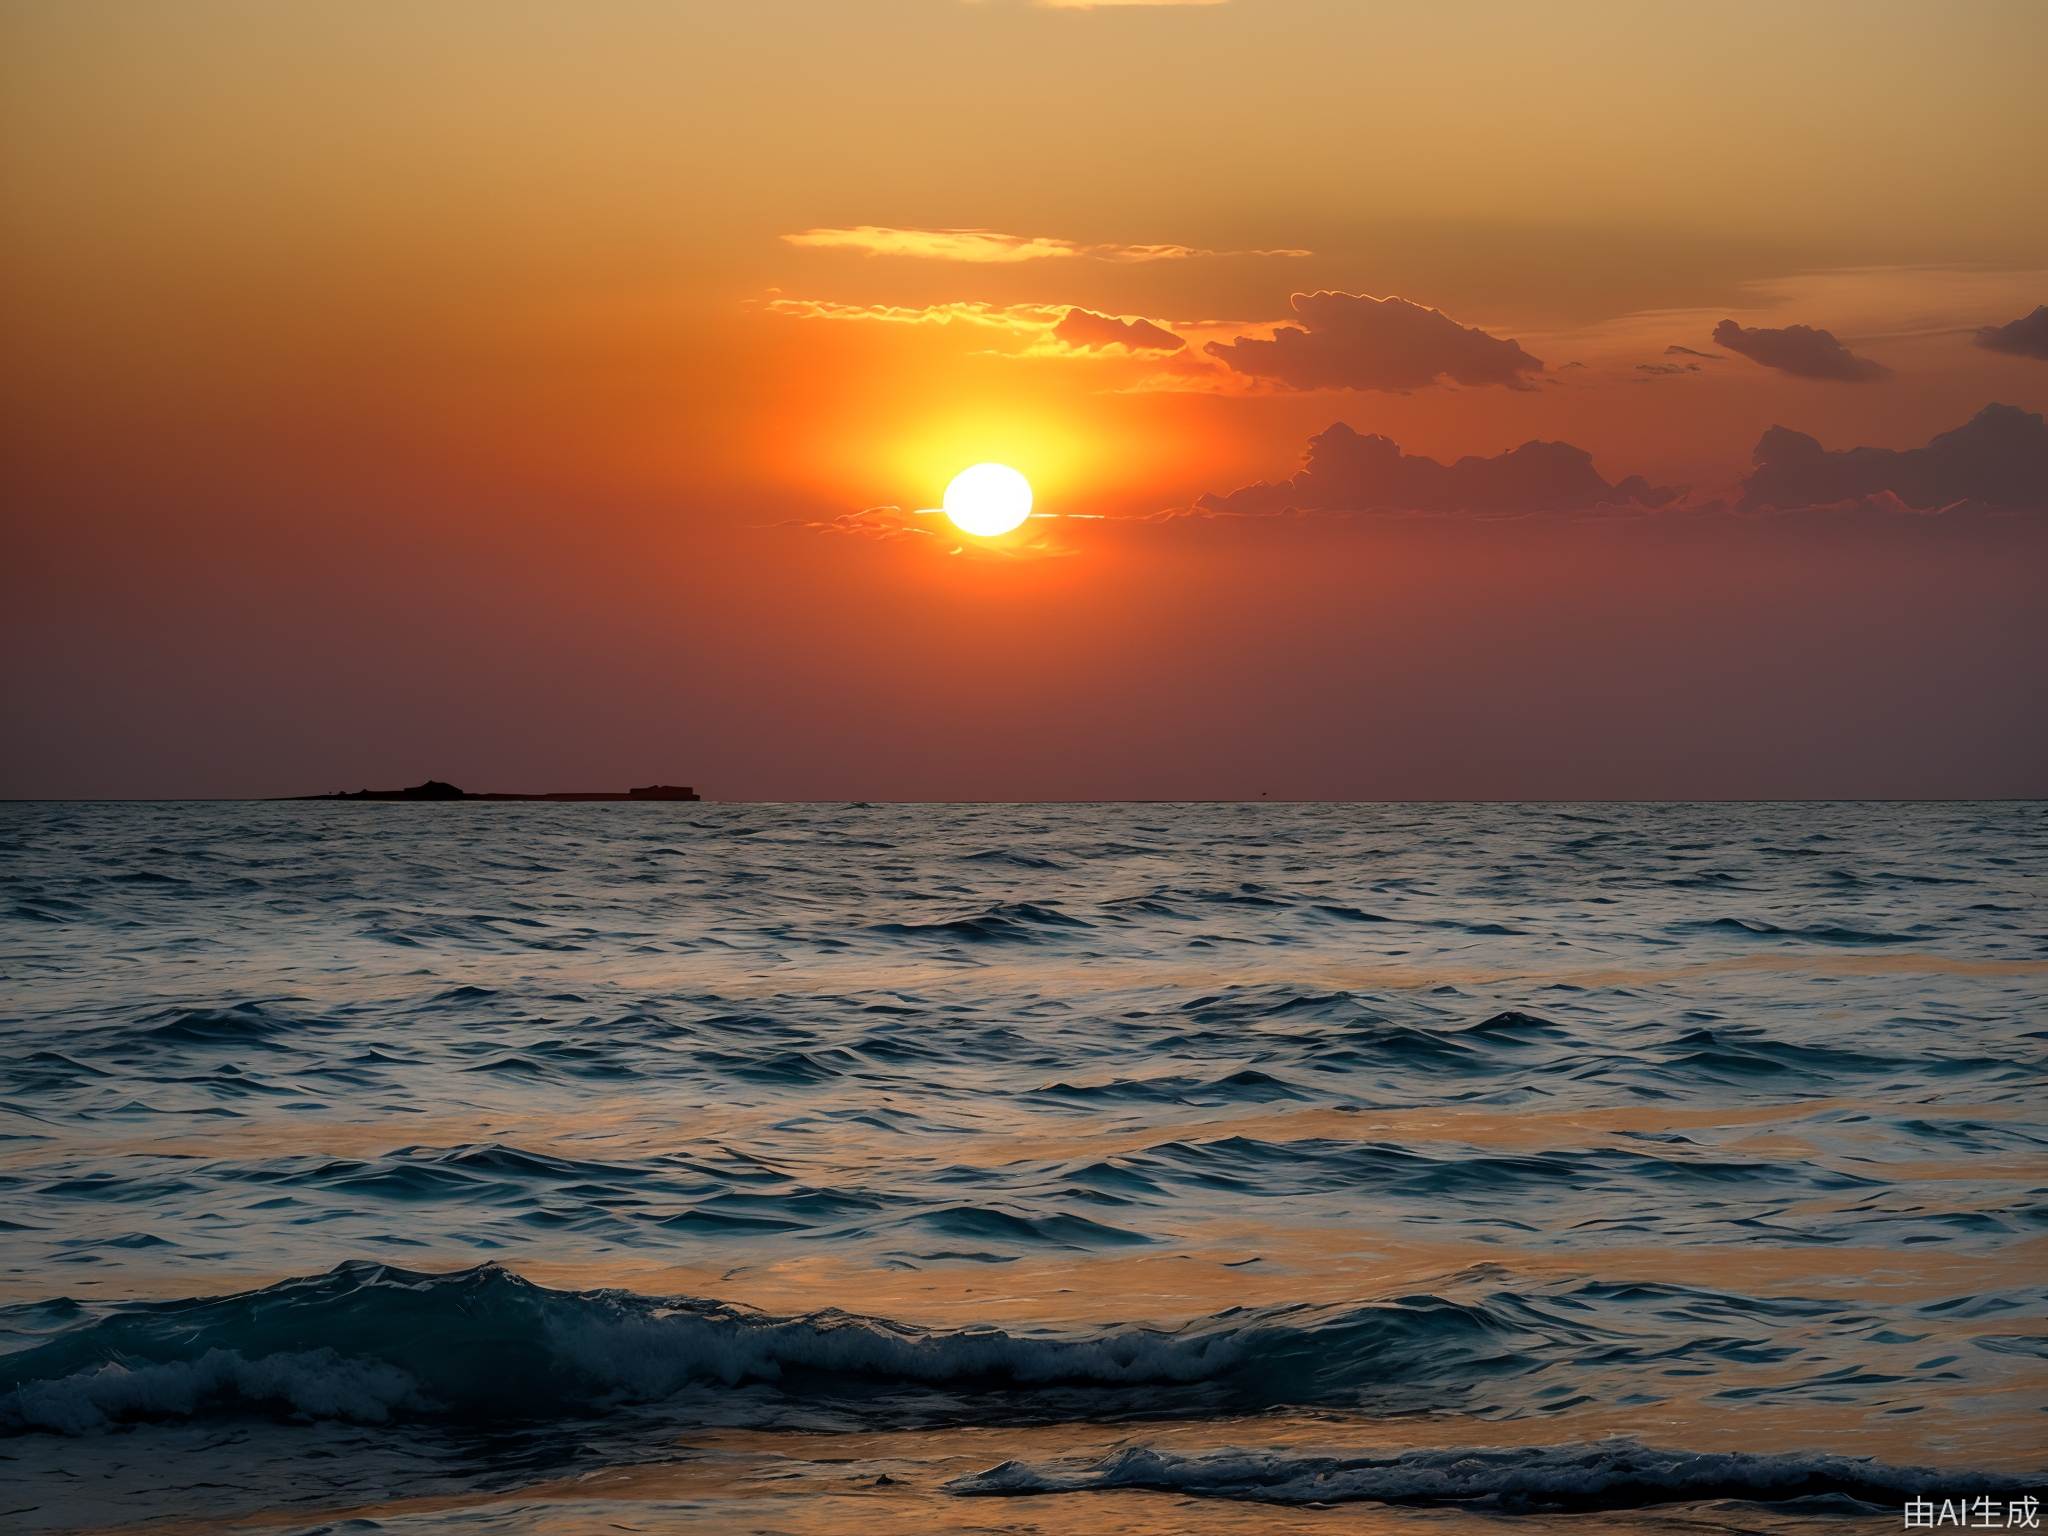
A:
782 225 1306 264
760 297 1064 331
783 228 1080 263
778 504 1074 560
775 506 935 541
760 298 1189 357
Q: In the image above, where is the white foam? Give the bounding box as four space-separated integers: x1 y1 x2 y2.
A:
4 1348 423 1434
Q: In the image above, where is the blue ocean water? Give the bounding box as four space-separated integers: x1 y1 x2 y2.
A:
0 801 2043 1534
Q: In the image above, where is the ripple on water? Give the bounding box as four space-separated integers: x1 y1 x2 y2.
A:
0 800 2043 1530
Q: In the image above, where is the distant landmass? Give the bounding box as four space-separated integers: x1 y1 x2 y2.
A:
296 780 700 802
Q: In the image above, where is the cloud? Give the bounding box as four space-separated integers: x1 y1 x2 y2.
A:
782 226 1306 263
1636 361 1700 376
1197 422 1677 516
1710 319 1888 381
1974 305 2048 361
1051 307 1184 353
777 507 936 541
761 297 1061 332
796 414 2038 558
760 297 1187 358
1666 345 1721 360
783 228 1079 263
1202 292 1543 392
1738 403 2048 510
780 504 1069 560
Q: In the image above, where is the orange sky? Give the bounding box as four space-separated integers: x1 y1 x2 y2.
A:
4 0 2046 798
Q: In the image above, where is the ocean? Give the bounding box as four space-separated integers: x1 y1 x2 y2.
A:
1 801 2042 1534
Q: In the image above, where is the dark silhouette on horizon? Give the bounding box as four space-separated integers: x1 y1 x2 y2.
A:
299 781 700 802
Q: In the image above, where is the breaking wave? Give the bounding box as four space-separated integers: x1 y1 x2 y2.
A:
952 1439 2025 1511
1 1261 1526 1435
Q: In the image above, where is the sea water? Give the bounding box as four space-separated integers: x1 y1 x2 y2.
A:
1 801 2042 1532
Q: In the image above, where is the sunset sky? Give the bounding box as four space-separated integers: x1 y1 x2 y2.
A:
4 0 2045 799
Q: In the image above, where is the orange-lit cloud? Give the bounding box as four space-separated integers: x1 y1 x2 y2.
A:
761 297 1064 331
1050 307 1183 353
1204 292 1544 391
778 506 936 540
780 504 1079 562
762 296 1188 359
782 226 1307 263
784 228 1079 263
1105 350 1263 395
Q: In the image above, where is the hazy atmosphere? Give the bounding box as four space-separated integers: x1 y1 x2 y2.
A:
5 0 2046 798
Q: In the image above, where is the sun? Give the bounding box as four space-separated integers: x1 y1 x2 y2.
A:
942 463 1033 537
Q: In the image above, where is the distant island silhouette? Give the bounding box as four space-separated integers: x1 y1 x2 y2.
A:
296 781 699 802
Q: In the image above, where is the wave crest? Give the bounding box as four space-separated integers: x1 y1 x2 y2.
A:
951 1438 2021 1511
0 1261 1520 1435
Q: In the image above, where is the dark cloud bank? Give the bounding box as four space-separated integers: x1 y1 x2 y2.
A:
1740 403 2048 511
1974 305 2048 361
1712 319 1887 381
1205 291 1542 391
1195 405 2046 519
1197 424 1674 516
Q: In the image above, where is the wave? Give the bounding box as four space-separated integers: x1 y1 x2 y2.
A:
1674 916 1917 945
868 901 1094 945
958 849 1069 870
0 1261 1529 1436
120 1002 331 1050
899 1204 1153 1249
1460 1008 1569 1040
238 1142 661 1201
951 1438 2023 1511
1074 1134 1867 1202
1031 1067 1308 1105
1658 1026 2026 1083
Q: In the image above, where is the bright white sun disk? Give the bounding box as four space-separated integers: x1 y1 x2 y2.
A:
942 463 1033 537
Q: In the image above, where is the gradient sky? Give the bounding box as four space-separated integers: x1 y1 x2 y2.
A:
4 0 2046 799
